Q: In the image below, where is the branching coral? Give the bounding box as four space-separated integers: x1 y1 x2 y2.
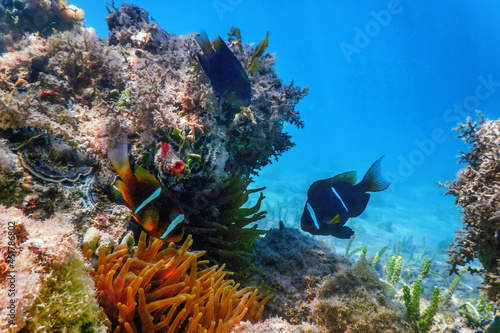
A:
85 231 269 333
441 115 500 303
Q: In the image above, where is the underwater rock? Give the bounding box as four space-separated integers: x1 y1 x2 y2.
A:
251 225 349 323
0 0 85 53
441 115 500 303
250 225 418 333
106 3 170 54
312 258 411 333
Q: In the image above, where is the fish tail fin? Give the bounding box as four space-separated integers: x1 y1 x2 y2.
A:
360 155 391 192
195 31 214 56
107 135 134 184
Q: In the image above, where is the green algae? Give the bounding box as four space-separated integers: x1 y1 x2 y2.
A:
21 255 109 333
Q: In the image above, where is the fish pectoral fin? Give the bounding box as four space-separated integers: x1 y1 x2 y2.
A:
136 207 160 234
332 226 355 239
327 214 341 225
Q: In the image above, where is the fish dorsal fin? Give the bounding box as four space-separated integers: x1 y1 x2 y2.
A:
107 135 134 184
213 36 224 51
331 171 357 185
195 31 214 56
360 155 391 192
213 36 232 55
133 164 162 187
307 171 356 195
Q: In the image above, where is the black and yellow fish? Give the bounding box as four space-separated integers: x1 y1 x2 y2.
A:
107 137 185 242
301 156 390 239
195 31 252 107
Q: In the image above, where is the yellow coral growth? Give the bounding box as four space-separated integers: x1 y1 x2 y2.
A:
84 232 269 333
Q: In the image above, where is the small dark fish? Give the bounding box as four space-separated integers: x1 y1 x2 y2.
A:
301 156 391 239
195 31 251 106
108 136 185 242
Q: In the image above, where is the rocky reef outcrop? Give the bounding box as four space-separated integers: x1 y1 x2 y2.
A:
0 0 307 331
441 115 500 304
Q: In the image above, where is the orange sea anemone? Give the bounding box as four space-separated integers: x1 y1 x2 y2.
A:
83 232 269 333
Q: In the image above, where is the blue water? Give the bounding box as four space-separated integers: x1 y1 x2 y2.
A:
75 0 500 253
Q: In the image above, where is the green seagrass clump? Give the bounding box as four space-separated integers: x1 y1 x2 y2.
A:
402 258 441 333
386 254 403 284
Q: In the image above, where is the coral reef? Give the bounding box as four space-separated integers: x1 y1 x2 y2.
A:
441 115 500 303
0 0 307 275
0 0 309 331
105 2 169 54
0 205 106 332
85 231 269 333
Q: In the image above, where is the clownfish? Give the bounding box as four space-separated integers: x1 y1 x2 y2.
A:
195 31 252 107
301 156 390 239
107 136 185 242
